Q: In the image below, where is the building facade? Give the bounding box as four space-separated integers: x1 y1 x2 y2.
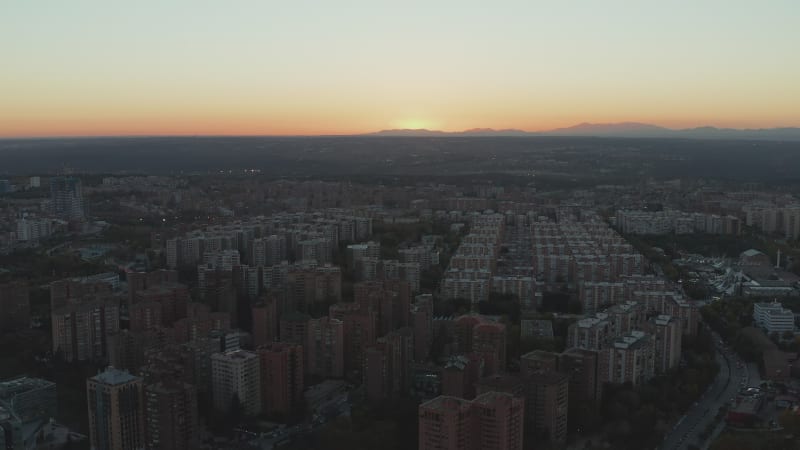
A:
211 350 261 416
87 367 145 450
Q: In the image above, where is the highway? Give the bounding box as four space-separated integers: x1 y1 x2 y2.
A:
660 333 750 450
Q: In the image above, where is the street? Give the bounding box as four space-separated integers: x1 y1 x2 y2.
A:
660 333 750 450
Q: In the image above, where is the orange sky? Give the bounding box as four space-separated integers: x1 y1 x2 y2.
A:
2 2 799 137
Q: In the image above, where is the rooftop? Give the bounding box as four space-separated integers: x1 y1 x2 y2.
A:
0 377 55 395
420 395 472 412
472 391 516 406
653 315 674 326
475 374 525 391
91 367 140 386
576 315 609 328
613 330 650 349
741 249 765 258
213 350 258 361
731 395 762 415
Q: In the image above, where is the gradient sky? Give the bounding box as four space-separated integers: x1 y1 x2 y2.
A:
2 1 799 137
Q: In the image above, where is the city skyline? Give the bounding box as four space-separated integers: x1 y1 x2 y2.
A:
3 1 799 137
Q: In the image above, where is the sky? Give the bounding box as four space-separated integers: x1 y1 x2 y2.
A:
2 1 799 137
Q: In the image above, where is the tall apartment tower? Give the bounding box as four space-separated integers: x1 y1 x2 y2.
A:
279 311 311 346
211 350 261 416
472 392 525 450
649 315 682 372
411 294 433 362
144 381 198 450
86 367 145 450
252 298 279 347
52 297 120 362
306 317 344 379
49 176 85 220
418 396 474 450
472 322 507 375
524 372 569 445
256 343 304 415
418 392 524 450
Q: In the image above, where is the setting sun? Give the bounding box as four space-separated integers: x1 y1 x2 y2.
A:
391 119 438 130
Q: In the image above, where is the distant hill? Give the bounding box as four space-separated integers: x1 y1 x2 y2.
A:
367 123 800 141
460 128 531 136
541 122 673 137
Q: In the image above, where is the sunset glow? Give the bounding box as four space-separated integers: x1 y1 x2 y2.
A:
2 1 799 137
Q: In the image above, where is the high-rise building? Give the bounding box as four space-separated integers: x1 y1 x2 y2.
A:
452 315 482 354
286 264 341 313
364 332 403 402
306 317 344 379
144 381 198 450
132 283 189 327
49 176 85 220
649 315 682 373
567 314 611 350
183 338 219 395
381 279 412 330
87 367 145 450
49 278 114 310
471 392 525 450
441 354 483 400
411 294 433 362
472 322 506 376
279 311 311 346
257 343 304 416
252 235 287 267
346 241 380 269
211 350 261 416
107 329 167 374
197 272 238 328
126 270 179 304
354 280 411 335
252 298 279 347
524 372 569 445
520 350 559 375
52 297 120 362
129 301 163 332
474 374 526 401
418 392 524 450
140 344 195 387
418 396 474 450
598 330 655 386
330 302 376 381
558 348 601 419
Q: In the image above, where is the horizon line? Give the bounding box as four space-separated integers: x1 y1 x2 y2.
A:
2 121 800 140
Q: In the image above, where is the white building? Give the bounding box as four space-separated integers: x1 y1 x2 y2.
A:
753 301 796 334
203 249 241 271
211 350 261 415
15 217 53 242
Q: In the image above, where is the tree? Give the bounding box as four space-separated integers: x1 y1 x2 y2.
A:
778 410 800 435
709 434 759 450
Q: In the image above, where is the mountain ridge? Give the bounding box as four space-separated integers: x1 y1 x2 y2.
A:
367 122 800 140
